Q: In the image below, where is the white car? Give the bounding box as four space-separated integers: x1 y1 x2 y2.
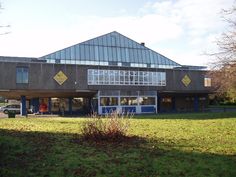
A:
0 104 21 114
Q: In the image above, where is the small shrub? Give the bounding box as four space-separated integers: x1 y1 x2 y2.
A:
81 111 133 142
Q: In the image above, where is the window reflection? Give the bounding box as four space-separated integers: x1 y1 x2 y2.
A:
120 97 138 105
99 46 104 61
85 45 90 60
56 51 60 59
75 45 80 59
139 97 155 105
100 97 118 106
80 45 85 59
16 67 29 84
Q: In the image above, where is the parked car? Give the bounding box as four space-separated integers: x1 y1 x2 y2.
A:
0 104 21 114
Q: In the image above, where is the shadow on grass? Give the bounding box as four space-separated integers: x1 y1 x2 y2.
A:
0 129 235 177
134 112 236 120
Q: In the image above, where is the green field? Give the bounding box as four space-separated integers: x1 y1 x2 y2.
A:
0 112 236 177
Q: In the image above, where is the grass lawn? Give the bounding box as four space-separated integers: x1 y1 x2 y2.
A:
0 112 236 177
209 105 236 108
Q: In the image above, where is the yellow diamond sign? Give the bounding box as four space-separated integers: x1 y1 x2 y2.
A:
182 74 191 87
54 71 68 85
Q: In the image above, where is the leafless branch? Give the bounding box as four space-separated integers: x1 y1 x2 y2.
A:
208 4 236 100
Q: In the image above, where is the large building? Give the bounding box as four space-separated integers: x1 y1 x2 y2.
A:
0 31 211 115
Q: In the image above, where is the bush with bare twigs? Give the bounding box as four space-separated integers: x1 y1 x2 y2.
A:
81 111 133 142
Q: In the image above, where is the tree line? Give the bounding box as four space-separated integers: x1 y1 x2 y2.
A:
210 4 236 104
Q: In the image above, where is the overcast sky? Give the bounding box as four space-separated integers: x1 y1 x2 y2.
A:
0 0 235 66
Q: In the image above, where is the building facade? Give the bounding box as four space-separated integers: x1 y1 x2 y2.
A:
0 31 211 115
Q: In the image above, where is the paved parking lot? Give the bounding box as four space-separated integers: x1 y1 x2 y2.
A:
0 112 23 118
0 112 58 118
0 112 7 118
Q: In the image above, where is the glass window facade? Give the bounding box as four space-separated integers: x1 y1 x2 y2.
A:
16 67 29 84
100 97 118 106
120 97 138 105
51 98 69 112
97 90 157 114
88 69 166 86
40 31 181 69
139 97 156 105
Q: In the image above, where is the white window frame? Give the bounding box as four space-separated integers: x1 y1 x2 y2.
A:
87 69 166 86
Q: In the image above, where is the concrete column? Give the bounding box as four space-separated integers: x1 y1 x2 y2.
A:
21 96 27 116
194 96 199 112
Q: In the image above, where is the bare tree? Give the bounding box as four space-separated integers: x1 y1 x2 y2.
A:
209 4 236 102
0 2 10 35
